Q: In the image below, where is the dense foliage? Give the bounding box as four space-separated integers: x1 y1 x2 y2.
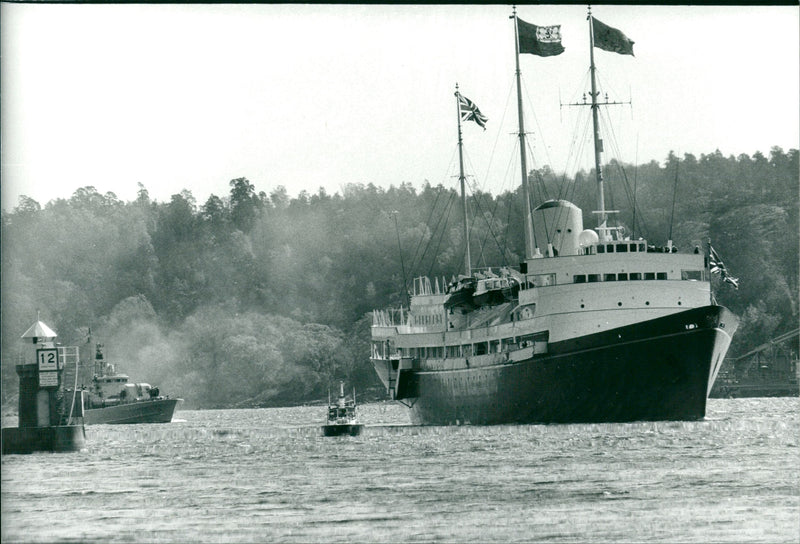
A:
2 147 797 408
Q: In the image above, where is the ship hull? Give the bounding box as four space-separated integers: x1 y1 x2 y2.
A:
83 398 180 425
321 424 364 437
381 306 737 425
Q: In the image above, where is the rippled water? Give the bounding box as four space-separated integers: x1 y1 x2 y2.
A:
2 398 798 543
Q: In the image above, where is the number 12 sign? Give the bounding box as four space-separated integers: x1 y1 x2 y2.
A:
37 348 59 372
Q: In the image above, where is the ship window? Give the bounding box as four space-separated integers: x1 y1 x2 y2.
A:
657 272 668 280
473 342 488 355
630 273 642 280
597 245 605 254
681 270 702 280
519 331 549 346
528 273 556 287
618 273 628 281
604 273 616 281
606 244 614 253
573 274 586 283
587 274 600 282
630 244 638 252
616 244 628 253
644 272 656 280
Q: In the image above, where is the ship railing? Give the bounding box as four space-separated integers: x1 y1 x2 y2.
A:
411 276 449 296
372 307 410 327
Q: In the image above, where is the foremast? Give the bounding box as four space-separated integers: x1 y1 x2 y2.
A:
562 6 633 238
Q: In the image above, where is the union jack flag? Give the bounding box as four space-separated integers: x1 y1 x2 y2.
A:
455 92 488 130
709 245 739 289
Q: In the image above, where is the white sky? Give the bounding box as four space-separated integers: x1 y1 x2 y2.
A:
1 4 798 210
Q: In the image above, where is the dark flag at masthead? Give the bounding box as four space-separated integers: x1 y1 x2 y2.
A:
592 17 635 56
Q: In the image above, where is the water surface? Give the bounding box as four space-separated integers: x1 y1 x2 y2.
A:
2 398 798 543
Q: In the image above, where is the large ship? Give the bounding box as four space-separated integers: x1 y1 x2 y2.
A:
82 343 181 425
370 8 739 425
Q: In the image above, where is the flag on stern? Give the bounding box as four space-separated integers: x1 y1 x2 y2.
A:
709 245 739 289
592 17 635 56
456 92 488 129
517 18 565 57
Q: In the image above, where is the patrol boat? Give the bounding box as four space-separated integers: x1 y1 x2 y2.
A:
370 8 739 425
322 382 363 436
83 343 181 425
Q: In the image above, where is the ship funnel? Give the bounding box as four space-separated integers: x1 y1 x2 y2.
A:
531 200 584 257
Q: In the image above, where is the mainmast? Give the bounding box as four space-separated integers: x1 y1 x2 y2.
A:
512 8 537 260
454 83 472 275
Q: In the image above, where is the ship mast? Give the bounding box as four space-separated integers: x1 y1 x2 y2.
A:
512 7 536 260
588 8 607 232
454 83 472 275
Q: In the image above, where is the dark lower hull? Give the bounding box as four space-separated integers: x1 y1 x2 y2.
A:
322 424 363 436
2 425 86 454
385 306 737 425
710 381 799 398
83 398 180 425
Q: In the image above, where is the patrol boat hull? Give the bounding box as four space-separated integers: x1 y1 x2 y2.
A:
83 398 180 425
375 305 737 425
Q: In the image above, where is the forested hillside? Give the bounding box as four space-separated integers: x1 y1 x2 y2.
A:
2 147 797 408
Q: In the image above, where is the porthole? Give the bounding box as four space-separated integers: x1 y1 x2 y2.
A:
617 302 622 306
645 301 650 305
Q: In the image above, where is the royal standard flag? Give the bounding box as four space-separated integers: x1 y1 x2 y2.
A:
456 92 488 129
592 17 635 56
517 18 565 57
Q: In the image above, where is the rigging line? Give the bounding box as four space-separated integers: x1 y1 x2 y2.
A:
560 101 593 202
406 183 447 277
406 146 458 277
419 189 458 278
520 74 557 176
597 108 651 239
564 112 593 206
506 137 538 252
502 191 516 264
460 149 486 267
461 164 500 268
525 137 551 205
427 192 456 279
391 211 409 307
478 79 516 195
419 189 456 275
559 67 592 185
469 179 511 269
471 124 519 267
405 154 455 277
